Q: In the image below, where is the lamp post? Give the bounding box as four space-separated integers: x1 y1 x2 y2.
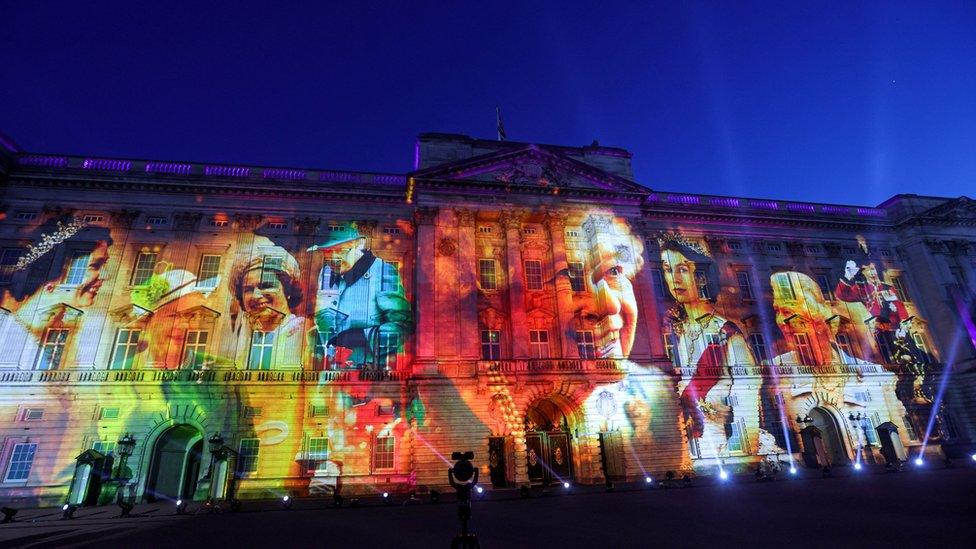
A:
208 432 225 474
115 433 136 480
796 415 814 425
848 413 874 464
207 433 230 504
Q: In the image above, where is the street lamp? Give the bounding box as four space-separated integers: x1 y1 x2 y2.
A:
848 413 874 465
796 415 814 425
115 433 136 480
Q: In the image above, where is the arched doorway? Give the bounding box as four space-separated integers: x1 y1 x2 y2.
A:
808 408 848 466
524 398 574 484
145 425 204 502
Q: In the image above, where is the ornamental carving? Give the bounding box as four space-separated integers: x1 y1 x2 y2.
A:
499 210 525 231
437 237 457 257
414 207 438 226
293 216 321 235
582 214 612 239
543 212 568 232
109 209 140 227
173 212 202 231
233 214 263 231
454 208 476 227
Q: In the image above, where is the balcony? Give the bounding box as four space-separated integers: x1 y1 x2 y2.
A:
477 358 628 376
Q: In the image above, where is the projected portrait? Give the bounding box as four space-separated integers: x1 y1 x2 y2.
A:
658 233 761 458
308 226 412 369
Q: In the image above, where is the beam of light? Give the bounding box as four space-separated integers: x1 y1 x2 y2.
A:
412 432 453 467
918 293 969 457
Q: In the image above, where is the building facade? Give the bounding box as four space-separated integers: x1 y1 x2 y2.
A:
0 132 974 506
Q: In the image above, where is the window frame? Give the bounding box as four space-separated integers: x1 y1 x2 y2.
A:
372 435 396 472
735 270 754 301
478 259 497 291
524 260 543 291
110 328 142 370
568 262 586 292
130 251 158 286
182 330 210 369
196 254 222 289
248 331 275 370
576 330 596 359
238 438 260 475
480 330 501 360
35 328 70 370
529 329 551 359
4 442 38 482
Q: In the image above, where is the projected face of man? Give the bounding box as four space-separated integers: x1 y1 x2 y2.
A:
335 238 366 273
578 241 640 358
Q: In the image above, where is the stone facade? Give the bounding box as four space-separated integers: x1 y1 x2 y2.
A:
0 132 973 507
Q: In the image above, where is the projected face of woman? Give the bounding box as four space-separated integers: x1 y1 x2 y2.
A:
72 242 110 308
242 269 289 330
577 242 640 358
661 249 699 305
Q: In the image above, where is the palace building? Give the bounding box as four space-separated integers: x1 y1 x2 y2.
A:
0 131 974 506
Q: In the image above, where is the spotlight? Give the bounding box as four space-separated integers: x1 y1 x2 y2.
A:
822 466 833 478
61 504 77 520
682 474 692 487
230 499 243 512
789 467 798 475
719 470 728 481
562 481 570 489
604 479 615 492
281 495 292 510
333 492 345 508
475 486 484 495
382 492 392 505
853 462 862 471
914 458 924 466
429 489 441 503
644 476 653 484
1 506 18 523
175 499 188 515
519 485 530 499
970 453 976 462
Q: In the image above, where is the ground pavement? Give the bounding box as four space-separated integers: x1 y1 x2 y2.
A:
2 464 975 548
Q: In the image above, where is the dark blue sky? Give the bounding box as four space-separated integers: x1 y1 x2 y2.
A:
2 2 974 206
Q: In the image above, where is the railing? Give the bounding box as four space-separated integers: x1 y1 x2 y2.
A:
477 359 627 375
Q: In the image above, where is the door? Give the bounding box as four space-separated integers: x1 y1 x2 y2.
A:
487 437 507 488
524 430 573 484
599 431 626 481
810 408 848 466
146 425 203 502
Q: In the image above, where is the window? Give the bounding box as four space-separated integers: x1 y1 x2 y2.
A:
248 331 275 370
268 221 288 230
183 330 209 369
209 219 229 228
99 407 120 420
310 405 329 418
728 241 742 251
481 330 501 360
876 332 895 364
748 333 768 363
261 256 283 287
891 276 912 302
35 328 69 370
82 215 105 223
327 224 344 232
793 333 815 365
92 440 116 456
863 415 880 445
695 270 710 300
373 436 395 470
523 227 537 235
726 420 748 453
880 249 892 258
650 268 665 297
903 415 919 441
911 333 932 363
835 333 857 364
530 330 550 359
704 333 725 366
14 212 37 221
381 261 402 292
576 331 596 359
145 216 167 226
21 408 44 421
773 273 796 300
4 443 37 482
382 226 401 235
814 273 833 301
0 249 23 284
854 390 873 403
479 259 497 291
663 331 678 366
308 437 329 461
63 251 90 285
524 260 543 290
735 271 754 300
377 332 400 369
310 329 332 370
565 230 580 238
478 226 493 234
110 329 141 370
766 243 782 252
196 255 221 289
568 262 585 292
131 251 158 286
238 438 260 474
243 406 263 418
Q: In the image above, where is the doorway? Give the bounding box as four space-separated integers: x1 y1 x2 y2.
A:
806 408 848 466
524 398 574 484
145 424 204 502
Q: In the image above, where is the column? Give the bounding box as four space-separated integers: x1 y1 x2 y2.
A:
501 210 530 359
413 207 438 364
455 208 480 360
545 212 579 359
632 220 665 360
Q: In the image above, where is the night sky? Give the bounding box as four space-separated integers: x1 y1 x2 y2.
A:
2 2 974 206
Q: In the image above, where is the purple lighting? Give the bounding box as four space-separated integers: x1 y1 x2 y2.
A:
319 171 361 183
710 197 740 208
19 155 69 168
856 207 886 217
263 168 307 181
667 194 701 205
821 205 851 215
750 200 779 210
145 162 193 175
83 158 132 171
374 174 407 186
786 203 815 213
204 165 251 178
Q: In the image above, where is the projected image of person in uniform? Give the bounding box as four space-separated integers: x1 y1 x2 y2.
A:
308 227 411 369
658 233 762 458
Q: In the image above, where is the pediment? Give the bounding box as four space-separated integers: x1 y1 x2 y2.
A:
919 196 976 221
411 145 648 196
38 302 84 324
178 304 221 320
109 303 153 325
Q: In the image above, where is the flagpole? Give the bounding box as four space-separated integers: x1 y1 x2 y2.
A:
496 106 506 141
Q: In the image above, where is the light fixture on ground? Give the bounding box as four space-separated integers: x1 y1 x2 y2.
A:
562 481 570 489
175 499 188 515
914 458 924 466
719 470 729 481
61 504 77 520
1 506 16 523
644 476 653 484
382 492 392 505
475 486 484 495
971 453 976 462
789 466 798 475
281 495 292 510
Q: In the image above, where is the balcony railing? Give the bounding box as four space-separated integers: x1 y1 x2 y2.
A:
477 358 628 375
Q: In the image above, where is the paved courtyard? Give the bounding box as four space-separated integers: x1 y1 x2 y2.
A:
2 465 974 548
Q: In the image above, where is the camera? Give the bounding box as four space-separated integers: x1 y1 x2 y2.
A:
451 451 474 461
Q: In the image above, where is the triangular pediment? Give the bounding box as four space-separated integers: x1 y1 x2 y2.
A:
37 302 84 324
919 196 976 221
411 145 648 196
109 303 153 325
